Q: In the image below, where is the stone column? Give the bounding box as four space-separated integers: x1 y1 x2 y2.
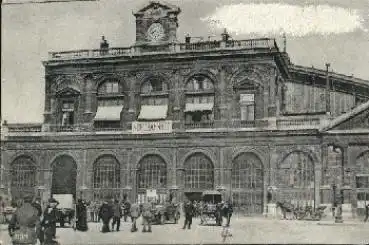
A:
268 67 277 117
342 145 352 219
176 168 185 202
43 168 53 202
267 146 278 218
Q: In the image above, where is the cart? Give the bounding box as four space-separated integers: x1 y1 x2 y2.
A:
199 190 223 226
53 194 76 228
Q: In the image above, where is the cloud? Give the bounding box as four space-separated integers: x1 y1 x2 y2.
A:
201 4 366 37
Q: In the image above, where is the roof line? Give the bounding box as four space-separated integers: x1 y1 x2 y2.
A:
319 100 369 132
290 64 369 87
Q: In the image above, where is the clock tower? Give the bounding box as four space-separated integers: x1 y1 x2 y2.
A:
134 1 181 45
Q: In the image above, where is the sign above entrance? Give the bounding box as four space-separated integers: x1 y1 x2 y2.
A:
132 120 172 134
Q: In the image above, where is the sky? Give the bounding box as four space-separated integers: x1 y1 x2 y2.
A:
1 0 369 123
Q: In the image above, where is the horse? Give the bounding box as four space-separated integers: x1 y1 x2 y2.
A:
276 201 297 220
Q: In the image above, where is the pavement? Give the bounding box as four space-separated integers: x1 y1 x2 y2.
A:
1 216 369 244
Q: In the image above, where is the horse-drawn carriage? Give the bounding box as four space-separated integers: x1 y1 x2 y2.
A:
199 191 223 226
53 194 76 228
276 201 326 221
151 202 181 224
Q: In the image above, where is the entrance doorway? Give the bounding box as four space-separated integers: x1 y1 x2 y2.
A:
185 192 203 201
51 155 77 199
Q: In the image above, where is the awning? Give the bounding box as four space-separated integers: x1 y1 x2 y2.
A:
138 105 168 120
94 106 122 121
185 103 213 112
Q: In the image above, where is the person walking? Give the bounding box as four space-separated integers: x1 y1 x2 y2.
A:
223 200 233 227
182 200 194 229
123 199 131 222
130 202 141 232
76 199 88 231
41 197 59 243
8 195 39 245
32 197 44 245
364 203 369 222
141 201 153 233
98 200 113 233
112 199 123 231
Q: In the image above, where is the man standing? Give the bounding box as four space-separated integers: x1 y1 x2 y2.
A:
32 197 43 245
8 195 39 245
130 202 141 232
223 200 233 227
182 200 194 229
123 199 131 222
41 198 59 244
111 199 122 231
364 203 369 222
141 201 153 232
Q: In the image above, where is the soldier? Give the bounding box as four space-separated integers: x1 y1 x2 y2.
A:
130 202 141 232
141 201 153 232
41 198 59 245
8 195 39 245
182 199 194 229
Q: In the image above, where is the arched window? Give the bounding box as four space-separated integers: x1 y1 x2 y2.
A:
137 155 167 189
56 88 80 130
355 151 369 211
93 155 121 200
276 151 314 207
232 153 263 189
184 153 214 190
94 80 124 128
184 75 215 127
231 153 264 215
11 156 37 199
138 77 169 120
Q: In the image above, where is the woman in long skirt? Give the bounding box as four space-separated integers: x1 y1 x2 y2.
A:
76 199 88 231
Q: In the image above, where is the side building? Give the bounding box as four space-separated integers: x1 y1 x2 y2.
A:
1 1 369 218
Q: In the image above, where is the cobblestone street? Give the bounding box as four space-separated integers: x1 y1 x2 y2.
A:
1 217 368 244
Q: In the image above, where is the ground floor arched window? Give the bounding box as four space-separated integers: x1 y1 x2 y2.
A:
11 156 37 199
92 155 120 200
276 151 314 207
355 151 369 216
51 155 77 199
184 153 214 190
136 155 167 204
232 152 264 215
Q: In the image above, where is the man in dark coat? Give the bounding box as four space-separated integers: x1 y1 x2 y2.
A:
182 200 194 229
76 199 88 231
364 203 369 222
222 200 233 227
111 199 122 231
98 200 113 233
130 202 141 232
8 195 39 245
32 197 44 245
141 201 153 232
41 198 59 244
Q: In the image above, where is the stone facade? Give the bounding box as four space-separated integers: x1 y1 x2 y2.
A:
1 2 369 218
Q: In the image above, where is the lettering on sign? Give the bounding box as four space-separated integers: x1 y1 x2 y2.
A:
132 120 172 134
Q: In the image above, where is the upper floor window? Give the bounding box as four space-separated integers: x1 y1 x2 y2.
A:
61 101 75 126
240 93 255 121
98 81 119 95
185 75 215 126
141 77 168 94
94 80 124 127
138 77 169 121
185 76 214 92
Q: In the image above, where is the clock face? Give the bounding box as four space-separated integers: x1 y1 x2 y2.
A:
147 23 165 42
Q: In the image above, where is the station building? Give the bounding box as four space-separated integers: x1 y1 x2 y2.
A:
1 1 369 217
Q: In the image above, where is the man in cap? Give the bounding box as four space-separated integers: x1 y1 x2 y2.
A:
130 202 141 232
182 199 195 229
141 200 153 232
41 197 59 244
32 197 44 245
98 200 113 233
8 195 39 245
